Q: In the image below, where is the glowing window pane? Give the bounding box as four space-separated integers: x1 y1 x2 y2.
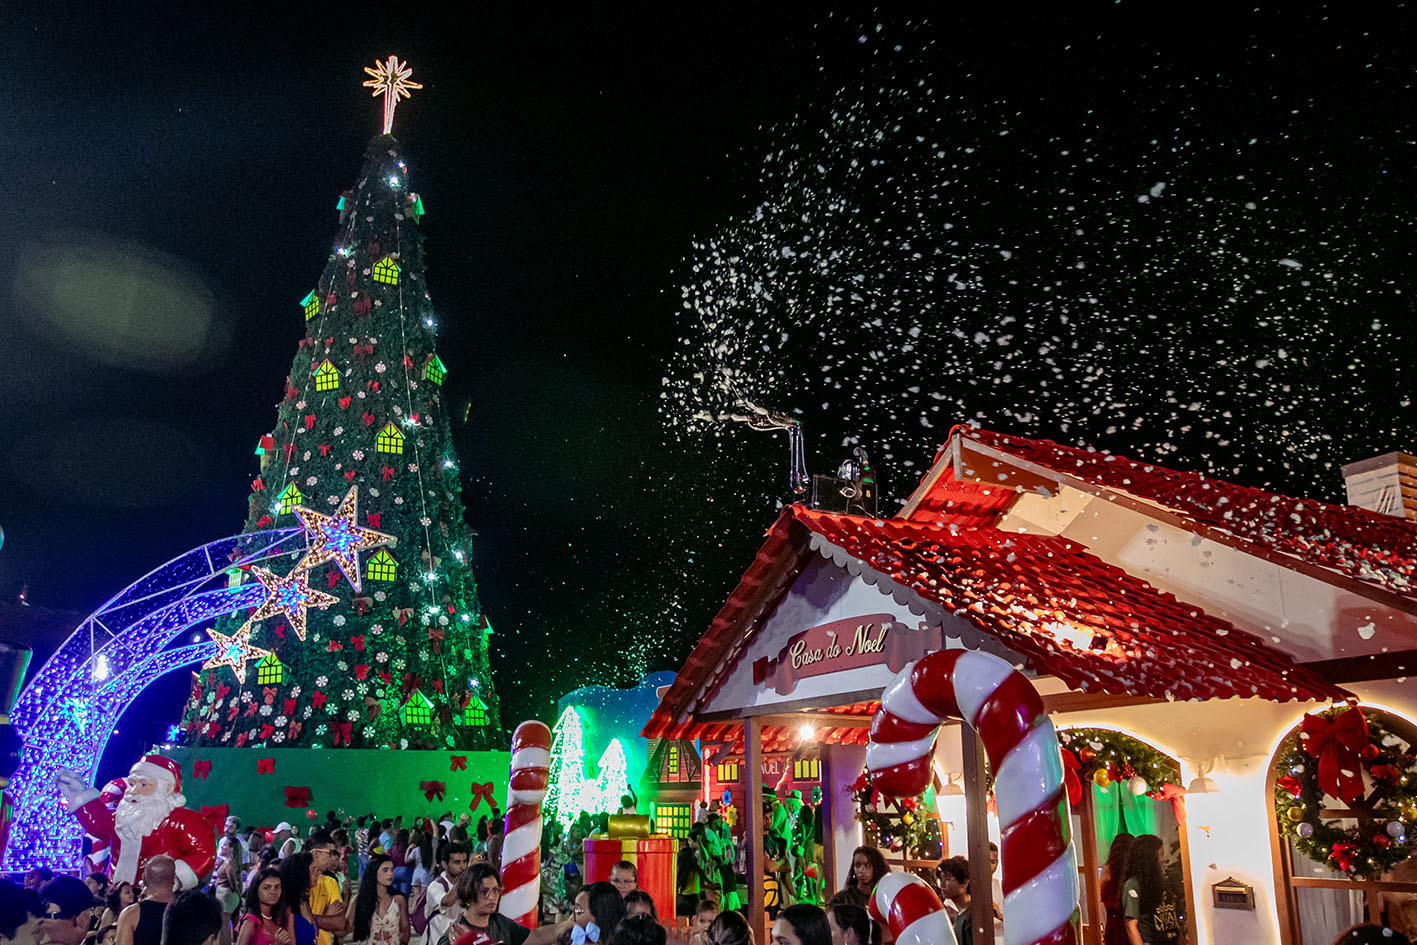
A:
717 763 739 783
366 549 397 583
402 691 432 726
256 653 284 686
313 360 339 392
373 257 400 285
793 757 820 781
462 700 487 726
656 803 691 839
666 745 679 775
301 290 319 320
375 423 404 454
278 484 304 515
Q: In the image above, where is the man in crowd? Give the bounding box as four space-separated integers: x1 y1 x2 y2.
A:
116 855 177 945
447 863 570 945
279 823 302 860
305 831 347 945
222 816 246 870
355 815 374 879
272 822 294 858
23 868 53 891
423 840 469 945
161 890 222 945
610 861 638 898
34 875 94 945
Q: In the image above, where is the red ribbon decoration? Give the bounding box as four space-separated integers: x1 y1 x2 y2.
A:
1300 706 1369 804
1332 842 1359 873
312 691 327 709
1276 774 1302 797
332 722 352 746
283 698 297 717
1147 783 1188 826
450 755 468 772
421 780 447 802
284 786 311 808
259 724 275 740
262 687 277 706
469 782 496 810
256 758 275 775
288 721 303 740
192 760 212 780
354 664 369 681
198 804 229 836
1061 748 1083 806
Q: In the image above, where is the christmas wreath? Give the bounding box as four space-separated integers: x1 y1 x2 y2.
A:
849 768 941 859
1058 728 1178 800
1273 705 1417 879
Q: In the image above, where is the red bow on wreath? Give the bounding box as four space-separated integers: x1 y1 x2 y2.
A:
198 804 229 836
1147 783 1188 826
450 756 467 772
421 780 447 802
1276 774 1303 797
192 760 212 780
1061 748 1083 805
284 786 311 808
256 758 275 775
1301 706 1369 804
469 782 496 810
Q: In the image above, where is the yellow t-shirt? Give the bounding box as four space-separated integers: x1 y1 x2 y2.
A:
308 874 343 945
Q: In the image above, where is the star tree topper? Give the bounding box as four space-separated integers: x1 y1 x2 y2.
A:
293 486 395 593
363 55 422 135
204 625 270 685
246 564 339 642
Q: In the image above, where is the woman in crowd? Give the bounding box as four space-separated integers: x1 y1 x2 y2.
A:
560 881 627 945
236 867 294 945
344 854 408 945
676 826 711 917
772 904 831 945
278 853 320 945
99 883 135 931
608 914 665 945
390 830 411 896
1101 833 1135 945
705 911 754 945
830 847 889 910
1121 834 1166 945
623 891 657 921
409 826 433 895
824 903 870 945
216 835 245 931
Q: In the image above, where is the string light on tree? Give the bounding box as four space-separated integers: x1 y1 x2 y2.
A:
545 707 587 828
362 55 422 135
245 564 339 642
203 624 270 685
292 486 395 593
591 739 631 814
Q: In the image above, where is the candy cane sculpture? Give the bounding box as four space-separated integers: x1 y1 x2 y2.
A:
869 872 957 945
501 720 551 929
866 649 1080 945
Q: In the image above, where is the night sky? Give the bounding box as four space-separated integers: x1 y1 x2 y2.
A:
2 5 1415 768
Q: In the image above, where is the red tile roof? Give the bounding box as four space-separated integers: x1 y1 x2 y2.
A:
703 724 872 763
961 428 1417 602
644 432 1354 741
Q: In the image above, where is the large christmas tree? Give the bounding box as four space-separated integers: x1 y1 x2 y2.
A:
181 61 500 750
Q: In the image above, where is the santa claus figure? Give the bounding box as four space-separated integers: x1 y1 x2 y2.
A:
53 754 215 890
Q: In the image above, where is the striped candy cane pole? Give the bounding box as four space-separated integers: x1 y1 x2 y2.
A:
868 872 958 945
866 649 1079 945
501 720 551 929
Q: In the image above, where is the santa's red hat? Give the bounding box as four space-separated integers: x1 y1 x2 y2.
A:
129 755 184 805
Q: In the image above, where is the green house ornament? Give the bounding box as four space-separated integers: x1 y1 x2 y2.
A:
366 548 397 583
423 355 446 386
375 422 404 454
402 689 433 726
301 290 320 321
373 255 400 285
313 359 340 392
277 483 304 515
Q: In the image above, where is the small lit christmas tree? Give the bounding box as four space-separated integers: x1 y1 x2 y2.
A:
546 707 587 828
180 58 499 750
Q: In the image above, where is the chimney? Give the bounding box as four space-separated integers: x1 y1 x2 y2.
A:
1342 452 1417 521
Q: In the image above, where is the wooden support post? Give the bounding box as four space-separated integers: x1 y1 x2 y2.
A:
745 717 766 941
820 744 837 895
1078 786 1102 945
963 727 995 945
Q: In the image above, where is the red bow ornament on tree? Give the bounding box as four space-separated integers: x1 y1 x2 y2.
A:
284 786 311 809
312 691 327 709
263 687 278 706
428 626 445 654
331 722 353 746
1300 706 1369 804
288 721 303 740
469 782 496 810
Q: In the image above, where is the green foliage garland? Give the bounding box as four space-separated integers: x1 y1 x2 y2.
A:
1059 727 1177 792
849 768 941 860
1272 707 1417 880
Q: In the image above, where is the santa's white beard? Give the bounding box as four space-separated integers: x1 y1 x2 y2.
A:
112 792 177 881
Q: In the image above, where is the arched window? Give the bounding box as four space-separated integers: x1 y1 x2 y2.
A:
375 423 404 454
313 360 339 392
372 256 400 285
1268 705 1417 943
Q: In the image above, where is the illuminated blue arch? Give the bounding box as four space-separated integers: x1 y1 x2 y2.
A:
3 528 305 872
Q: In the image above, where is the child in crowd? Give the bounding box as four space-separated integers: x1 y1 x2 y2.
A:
689 900 719 945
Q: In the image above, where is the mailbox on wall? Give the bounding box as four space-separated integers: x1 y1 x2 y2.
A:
1212 877 1256 911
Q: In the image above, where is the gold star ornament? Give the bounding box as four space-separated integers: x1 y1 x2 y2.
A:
292 486 395 593
204 624 270 685
247 564 339 642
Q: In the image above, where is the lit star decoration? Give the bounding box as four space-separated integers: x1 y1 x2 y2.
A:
203 625 270 685
362 55 422 135
292 486 394 593
246 564 339 642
